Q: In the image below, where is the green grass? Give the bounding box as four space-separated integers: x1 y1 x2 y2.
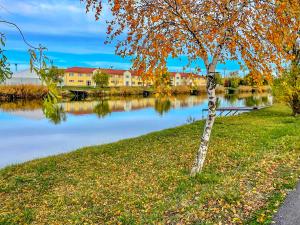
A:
0 104 299 224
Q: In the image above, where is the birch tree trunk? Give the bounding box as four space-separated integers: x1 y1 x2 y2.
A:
191 69 217 176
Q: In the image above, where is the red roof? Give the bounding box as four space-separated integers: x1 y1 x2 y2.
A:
65 67 95 73
65 67 202 77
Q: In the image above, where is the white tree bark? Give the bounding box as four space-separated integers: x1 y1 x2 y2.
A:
191 70 217 176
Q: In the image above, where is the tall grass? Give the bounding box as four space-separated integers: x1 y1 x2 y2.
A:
171 85 191 94
0 85 48 100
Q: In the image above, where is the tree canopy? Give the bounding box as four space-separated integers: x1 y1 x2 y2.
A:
84 0 299 79
93 71 110 88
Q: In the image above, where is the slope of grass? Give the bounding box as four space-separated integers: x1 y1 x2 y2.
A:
0 104 299 224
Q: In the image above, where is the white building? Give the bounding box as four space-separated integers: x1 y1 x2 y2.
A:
4 69 42 85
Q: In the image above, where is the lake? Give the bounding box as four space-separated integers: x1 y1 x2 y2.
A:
0 93 272 168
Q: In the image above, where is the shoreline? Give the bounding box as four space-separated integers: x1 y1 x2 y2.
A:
0 84 271 101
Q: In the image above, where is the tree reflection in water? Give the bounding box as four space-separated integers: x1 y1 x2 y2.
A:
244 95 270 107
154 98 171 115
93 100 111 118
42 97 66 124
0 94 272 124
224 94 239 105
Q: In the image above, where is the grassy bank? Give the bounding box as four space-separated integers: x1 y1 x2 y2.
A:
0 105 299 224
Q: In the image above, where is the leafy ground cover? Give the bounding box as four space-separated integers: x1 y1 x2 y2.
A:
0 104 299 224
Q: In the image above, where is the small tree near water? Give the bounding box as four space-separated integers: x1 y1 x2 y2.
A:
93 71 109 88
84 0 299 175
274 23 299 116
273 65 300 116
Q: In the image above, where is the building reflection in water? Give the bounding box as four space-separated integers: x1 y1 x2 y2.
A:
61 95 208 117
0 93 272 123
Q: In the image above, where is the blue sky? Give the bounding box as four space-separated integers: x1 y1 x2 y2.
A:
0 0 241 74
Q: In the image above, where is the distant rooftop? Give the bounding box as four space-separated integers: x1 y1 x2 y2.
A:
65 67 204 78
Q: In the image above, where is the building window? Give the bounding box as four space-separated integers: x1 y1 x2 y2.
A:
78 80 84 82
177 77 179 79
69 80 74 82
132 82 135 85
87 81 91 86
126 75 130 78
69 73 74 77
78 73 83 77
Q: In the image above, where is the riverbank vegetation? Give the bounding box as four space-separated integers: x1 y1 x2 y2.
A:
0 81 271 100
0 84 48 100
61 84 269 98
0 104 299 224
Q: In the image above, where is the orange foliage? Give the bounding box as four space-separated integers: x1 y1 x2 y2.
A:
83 0 299 80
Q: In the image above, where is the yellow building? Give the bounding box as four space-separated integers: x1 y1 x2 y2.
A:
64 67 206 87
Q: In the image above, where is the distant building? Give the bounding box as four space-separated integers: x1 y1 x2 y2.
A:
64 67 206 87
4 69 42 85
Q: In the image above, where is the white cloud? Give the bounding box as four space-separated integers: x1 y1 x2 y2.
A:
0 0 110 36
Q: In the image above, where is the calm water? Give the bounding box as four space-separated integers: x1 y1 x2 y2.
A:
0 93 272 168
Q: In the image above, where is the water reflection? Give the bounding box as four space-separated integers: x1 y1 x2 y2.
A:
154 98 172 115
93 100 111 118
224 93 272 107
0 100 42 111
60 95 208 120
244 95 270 107
0 93 272 124
42 98 67 124
0 93 272 167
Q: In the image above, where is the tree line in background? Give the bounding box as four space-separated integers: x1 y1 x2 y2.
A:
214 72 270 89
